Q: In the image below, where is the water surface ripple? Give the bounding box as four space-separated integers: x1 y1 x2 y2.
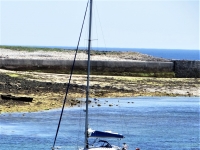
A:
0 97 199 150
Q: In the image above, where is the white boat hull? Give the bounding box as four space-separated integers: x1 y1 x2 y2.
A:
88 148 120 150
79 146 121 150
80 148 120 150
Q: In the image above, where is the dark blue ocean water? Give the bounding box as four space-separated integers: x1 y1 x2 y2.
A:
88 47 199 61
123 48 200 61
0 97 199 150
33 46 200 61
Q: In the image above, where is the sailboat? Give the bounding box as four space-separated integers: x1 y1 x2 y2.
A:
52 0 126 149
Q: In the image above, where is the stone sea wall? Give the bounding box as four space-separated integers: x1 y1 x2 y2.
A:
174 60 200 78
0 58 173 72
0 58 199 78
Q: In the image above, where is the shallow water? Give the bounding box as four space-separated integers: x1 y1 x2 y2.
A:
0 97 199 150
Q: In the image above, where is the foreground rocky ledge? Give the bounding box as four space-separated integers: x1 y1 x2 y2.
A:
0 69 199 113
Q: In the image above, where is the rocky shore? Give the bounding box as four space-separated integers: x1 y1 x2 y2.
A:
0 48 199 113
0 48 169 61
0 69 199 113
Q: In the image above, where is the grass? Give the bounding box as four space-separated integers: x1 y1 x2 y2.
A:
7 73 20 78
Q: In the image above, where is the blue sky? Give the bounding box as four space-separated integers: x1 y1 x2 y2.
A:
0 0 199 50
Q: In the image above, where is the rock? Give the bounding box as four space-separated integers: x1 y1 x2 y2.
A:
36 102 42 105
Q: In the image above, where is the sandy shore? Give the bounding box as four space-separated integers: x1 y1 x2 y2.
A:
0 49 199 113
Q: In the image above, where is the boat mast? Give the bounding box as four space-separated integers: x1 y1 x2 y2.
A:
85 0 93 149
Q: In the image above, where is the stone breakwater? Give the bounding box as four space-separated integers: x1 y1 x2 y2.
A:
0 59 173 74
0 49 199 78
174 60 200 78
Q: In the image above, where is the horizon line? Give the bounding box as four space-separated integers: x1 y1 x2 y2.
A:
0 44 199 51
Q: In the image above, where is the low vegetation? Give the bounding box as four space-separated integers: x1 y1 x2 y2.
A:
0 45 69 52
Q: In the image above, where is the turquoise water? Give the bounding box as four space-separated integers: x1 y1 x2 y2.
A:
0 97 199 150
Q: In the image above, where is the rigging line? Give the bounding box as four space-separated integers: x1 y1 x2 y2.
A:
52 0 90 149
93 3 99 50
94 2 108 50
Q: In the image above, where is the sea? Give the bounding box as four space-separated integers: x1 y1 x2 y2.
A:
0 97 199 150
35 46 200 61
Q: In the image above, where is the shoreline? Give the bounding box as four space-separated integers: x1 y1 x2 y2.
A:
0 69 199 113
1 96 199 115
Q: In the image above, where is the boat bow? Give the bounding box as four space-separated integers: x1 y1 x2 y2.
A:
88 128 124 139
